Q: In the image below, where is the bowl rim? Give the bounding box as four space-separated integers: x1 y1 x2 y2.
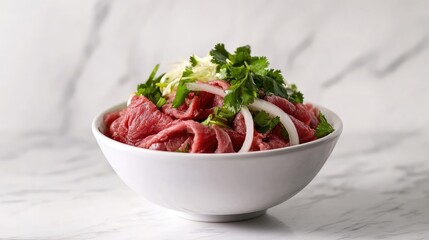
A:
92 101 343 159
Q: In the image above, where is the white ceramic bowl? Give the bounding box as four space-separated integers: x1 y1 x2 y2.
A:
92 103 343 222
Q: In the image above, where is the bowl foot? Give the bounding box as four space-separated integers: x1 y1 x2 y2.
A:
176 210 266 223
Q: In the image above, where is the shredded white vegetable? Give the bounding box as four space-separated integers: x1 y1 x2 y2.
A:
160 55 218 96
187 55 218 81
160 61 188 96
249 99 299 146
238 106 254 152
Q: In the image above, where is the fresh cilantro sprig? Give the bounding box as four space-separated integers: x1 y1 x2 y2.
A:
135 64 166 108
190 55 198 67
315 113 334 138
253 111 280 133
202 107 230 128
209 43 304 121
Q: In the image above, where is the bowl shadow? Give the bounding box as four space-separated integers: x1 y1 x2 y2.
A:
222 213 293 234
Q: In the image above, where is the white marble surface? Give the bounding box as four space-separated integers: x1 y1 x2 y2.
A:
1 0 429 239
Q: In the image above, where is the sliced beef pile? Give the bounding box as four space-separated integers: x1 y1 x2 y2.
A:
104 95 173 146
104 95 236 153
161 81 229 120
103 84 322 153
213 126 235 153
139 120 218 153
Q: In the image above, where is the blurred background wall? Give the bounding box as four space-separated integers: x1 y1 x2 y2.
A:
1 0 428 140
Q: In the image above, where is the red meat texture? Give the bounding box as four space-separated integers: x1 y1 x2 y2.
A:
104 95 173 145
264 95 317 144
139 120 217 153
103 85 322 153
161 81 229 120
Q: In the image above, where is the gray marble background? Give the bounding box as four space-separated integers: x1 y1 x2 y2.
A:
1 0 429 239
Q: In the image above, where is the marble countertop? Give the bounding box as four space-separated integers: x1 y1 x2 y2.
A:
1 0 429 239
1 131 429 240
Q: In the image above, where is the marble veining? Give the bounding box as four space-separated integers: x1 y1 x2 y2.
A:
1 0 429 239
59 0 112 134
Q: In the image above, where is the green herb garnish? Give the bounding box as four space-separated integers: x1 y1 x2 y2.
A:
172 79 192 108
209 43 304 120
202 107 230 128
253 111 280 133
171 66 197 108
315 113 334 138
135 64 166 108
190 55 198 67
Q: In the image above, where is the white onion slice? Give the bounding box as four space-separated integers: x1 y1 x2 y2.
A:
238 106 254 152
249 99 299 146
186 82 226 97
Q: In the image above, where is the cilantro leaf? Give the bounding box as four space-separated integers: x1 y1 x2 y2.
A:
216 105 236 120
286 84 304 103
222 90 241 115
249 56 269 76
241 74 258 105
289 83 298 91
266 69 284 84
135 64 166 108
315 113 334 138
182 66 193 78
229 65 246 80
220 64 256 117
202 115 230 128
288 89 304 103
253 111 280 133
254 75 288 98
190 55 198 67
209 43 305 120
210 43 230 65
253 75 304 103
232 45 251 64
202 107 230 128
